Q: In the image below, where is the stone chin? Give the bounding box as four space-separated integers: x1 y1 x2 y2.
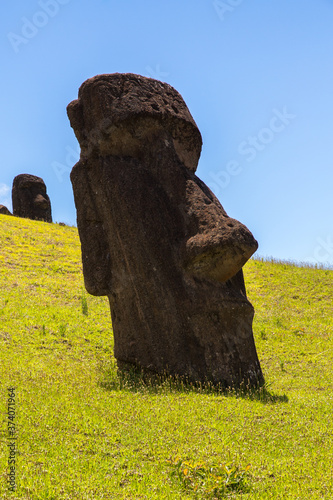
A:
184 224 258 283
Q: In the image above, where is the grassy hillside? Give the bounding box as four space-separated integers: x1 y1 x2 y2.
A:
0 214 332 499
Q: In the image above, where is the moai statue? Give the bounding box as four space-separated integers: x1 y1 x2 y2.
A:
12 174 52 223
0 205 12 215
67 73 263 387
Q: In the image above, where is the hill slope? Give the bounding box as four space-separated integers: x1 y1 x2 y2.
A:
0 214 332 499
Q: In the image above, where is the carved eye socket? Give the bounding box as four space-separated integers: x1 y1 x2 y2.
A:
19 182 44 191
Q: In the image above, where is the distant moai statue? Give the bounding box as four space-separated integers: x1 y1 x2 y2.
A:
0 205 12 215
67 73 263 387
12 174 52 223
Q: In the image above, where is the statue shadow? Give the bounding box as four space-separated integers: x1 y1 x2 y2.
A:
98 361 288 405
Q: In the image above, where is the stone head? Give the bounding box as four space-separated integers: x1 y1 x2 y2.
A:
12 174 52 223
68 73 263 387
0 205 12 216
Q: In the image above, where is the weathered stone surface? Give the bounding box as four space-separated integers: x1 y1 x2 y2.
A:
12 174 52 223
0 205 12 215
68 73 263 387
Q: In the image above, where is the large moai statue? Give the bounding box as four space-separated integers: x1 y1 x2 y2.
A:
12 174 52 223
67 73 263 387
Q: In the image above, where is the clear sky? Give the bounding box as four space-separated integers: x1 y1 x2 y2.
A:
1 0 333 266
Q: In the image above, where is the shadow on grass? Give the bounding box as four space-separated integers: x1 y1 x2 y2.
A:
98 361 288 404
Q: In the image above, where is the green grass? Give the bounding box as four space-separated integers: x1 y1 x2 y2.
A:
0 213 332 499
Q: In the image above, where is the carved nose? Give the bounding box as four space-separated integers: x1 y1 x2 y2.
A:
33 194 48 209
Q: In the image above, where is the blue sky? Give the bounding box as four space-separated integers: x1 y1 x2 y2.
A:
1 0 333 266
